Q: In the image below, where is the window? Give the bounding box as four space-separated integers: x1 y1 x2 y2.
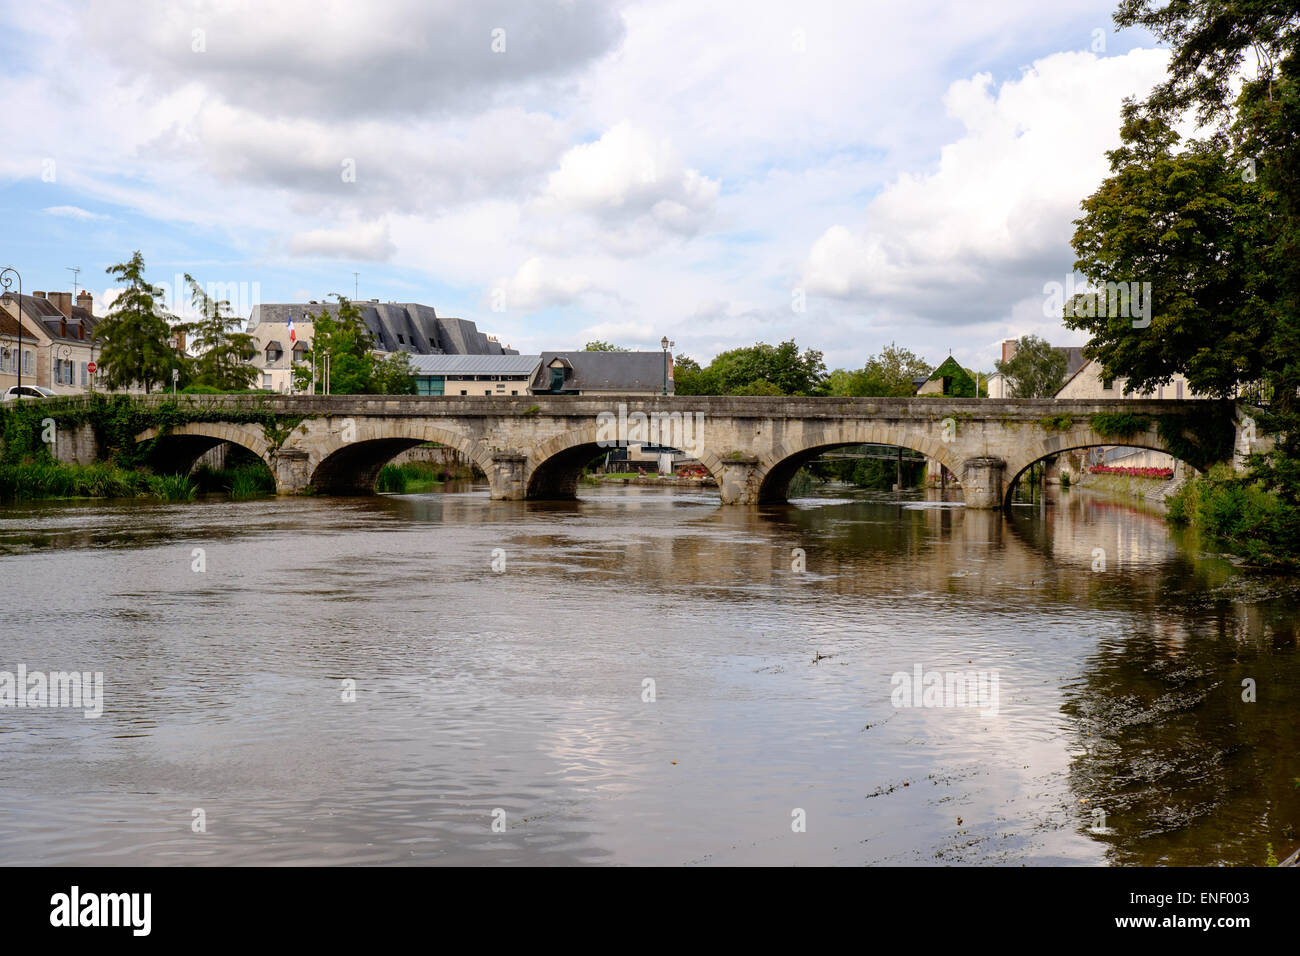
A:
459 390 467 396
263 373 273 389
266 347 282 363
1102 376 1114 390
80 362 87 385
550 367 565 391
429 337 436 347
511 390 518 396
23 350 32 374
484 389 492 395
397 334 405 344
1176 381 1184 399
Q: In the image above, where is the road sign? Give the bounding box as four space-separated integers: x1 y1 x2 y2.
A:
87 361 96 374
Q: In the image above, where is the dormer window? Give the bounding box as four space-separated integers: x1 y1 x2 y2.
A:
265 340 284 363
77 321 85 340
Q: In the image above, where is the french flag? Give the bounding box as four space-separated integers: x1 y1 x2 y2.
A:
287 314 296 343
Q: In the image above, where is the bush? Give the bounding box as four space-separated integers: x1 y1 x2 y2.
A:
1167 464 1299 566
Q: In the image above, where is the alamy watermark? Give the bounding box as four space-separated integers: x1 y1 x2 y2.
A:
0 665 103 717
1043 276 1152 328
890 664 999 716
596 403 706 458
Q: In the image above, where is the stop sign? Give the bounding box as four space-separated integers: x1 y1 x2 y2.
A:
87 362 97 374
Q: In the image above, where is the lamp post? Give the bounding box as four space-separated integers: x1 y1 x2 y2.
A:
1 267 21 394
661 335 674 396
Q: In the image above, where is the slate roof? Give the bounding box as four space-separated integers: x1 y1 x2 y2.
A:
531 351 672 393
247 302 516 356
409 354 540 375
1 293 100 343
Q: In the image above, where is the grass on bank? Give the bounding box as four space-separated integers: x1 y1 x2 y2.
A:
0 460 199 502
376 461 454 494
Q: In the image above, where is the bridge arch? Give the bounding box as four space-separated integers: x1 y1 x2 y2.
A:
134 422 274 477
523 422 725 499
305 419 492 495
750 422 961 504
1000 422 1190 507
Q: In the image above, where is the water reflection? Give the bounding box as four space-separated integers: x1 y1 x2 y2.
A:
0 482 1296 865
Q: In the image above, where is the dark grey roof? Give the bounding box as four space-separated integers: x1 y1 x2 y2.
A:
2 293 101 343
532 351 673 393
247 302 516 356
1054 346 1087 378
409 354 540 375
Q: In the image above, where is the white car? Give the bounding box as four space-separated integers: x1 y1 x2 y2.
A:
1 385 57 400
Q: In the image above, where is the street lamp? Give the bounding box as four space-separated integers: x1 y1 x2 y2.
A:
661 335 674 396
1 267 21 393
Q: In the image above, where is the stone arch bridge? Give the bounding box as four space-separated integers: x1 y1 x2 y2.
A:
120 394 1247 509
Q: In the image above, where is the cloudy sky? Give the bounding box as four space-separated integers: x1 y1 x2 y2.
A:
0 0 1171 372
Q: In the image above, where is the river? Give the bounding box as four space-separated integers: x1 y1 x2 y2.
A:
1 481 1297 866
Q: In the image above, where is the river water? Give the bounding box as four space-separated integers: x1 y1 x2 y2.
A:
1 481 1297 866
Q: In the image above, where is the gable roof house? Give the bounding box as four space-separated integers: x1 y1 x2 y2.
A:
1 290 102 394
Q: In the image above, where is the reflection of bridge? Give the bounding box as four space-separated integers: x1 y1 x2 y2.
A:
118 394 1245 508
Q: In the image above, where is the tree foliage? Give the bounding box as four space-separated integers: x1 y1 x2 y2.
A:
672 340 825 395
293 296 415 395
96 251 177 393
824 344 932 396
582 340 629 351
994 334 1068 398
179 274 257 392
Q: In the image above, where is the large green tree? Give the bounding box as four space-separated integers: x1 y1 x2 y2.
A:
293 295 415 395
96 251 177 393
995 334 1069 398
673 340 825 395
180 274 257 391
825 344 932 396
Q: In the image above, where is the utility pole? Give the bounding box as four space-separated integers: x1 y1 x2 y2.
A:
353 272 359 301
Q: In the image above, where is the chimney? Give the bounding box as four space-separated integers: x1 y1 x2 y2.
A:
32 291 45 299
50 291 73 318
174 329 186 351
77 291 93 314
1001 339 1018 363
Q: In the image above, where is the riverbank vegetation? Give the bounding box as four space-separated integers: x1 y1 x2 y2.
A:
1167 465 1298 567
375 461 455 494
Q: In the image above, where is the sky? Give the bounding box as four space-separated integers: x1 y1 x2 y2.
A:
0 0 1172 373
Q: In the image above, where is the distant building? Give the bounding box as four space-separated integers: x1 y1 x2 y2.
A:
987 339 1087 398
1054 358 1204 400
409 354 541 396
1 290 102 394
244 300 517 393
529 351 673 396
915 356 975 397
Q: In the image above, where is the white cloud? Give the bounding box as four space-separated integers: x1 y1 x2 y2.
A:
42 205 108 221
288 222 396 261
801 49 1172 324
494 257 595 312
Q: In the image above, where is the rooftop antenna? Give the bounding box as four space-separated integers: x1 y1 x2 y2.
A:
67 266 80 296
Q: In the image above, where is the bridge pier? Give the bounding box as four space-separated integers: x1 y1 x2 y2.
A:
960 456 1005 509
488 453 528 500
270 449 312 494
715 455 761 505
